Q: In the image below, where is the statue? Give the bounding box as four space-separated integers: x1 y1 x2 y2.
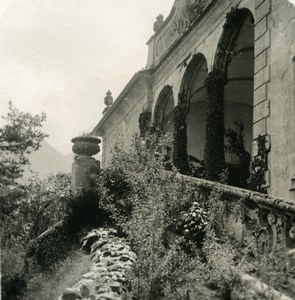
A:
153 14 164 32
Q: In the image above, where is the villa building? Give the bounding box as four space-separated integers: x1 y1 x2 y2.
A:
92 0 295 200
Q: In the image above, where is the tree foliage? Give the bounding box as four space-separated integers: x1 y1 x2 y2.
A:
0 101 48 179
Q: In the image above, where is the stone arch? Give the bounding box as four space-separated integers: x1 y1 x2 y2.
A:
154 85 174 134
179 53 208 161
208 7 255 186
214 8 254 74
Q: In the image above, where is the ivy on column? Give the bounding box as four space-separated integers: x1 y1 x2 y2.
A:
173 93 190 175
204 69 226 181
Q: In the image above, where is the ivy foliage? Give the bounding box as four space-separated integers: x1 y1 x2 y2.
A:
173 93 190 175
225 121 251 188
248 134 270 193
204 69 227 181
188 155 206 178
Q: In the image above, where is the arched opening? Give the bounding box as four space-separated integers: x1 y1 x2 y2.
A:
153 86 175 167
207 8 254 186
180 54 208 162
154 86 174 134
223 10 254 160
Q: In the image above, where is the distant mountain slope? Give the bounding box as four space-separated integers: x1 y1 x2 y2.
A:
22 141 73 180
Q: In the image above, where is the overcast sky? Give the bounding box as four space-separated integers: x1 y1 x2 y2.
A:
0 0 174 154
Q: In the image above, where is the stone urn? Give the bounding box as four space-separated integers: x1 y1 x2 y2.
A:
71 136 101 157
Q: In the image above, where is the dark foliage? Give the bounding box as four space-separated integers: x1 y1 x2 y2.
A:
248 135 270 193
173 94 190 175
26 189 103 268
204 69 226 181
225 121 251 188
139 111 152 137
188 155 206 178
1 272 27 300
99 168 132 219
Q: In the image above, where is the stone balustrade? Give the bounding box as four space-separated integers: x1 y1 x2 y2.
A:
177 173 295 260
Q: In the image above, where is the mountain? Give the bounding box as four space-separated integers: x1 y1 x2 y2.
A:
22 141 73 180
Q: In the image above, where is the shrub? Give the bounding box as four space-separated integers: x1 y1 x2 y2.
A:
24 250 91 300
1 173 72 244
92 132 288 299
1 173 74 299
91 134 212 298
181 200 209 247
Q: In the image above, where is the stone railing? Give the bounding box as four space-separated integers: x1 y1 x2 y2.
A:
177 174 295 259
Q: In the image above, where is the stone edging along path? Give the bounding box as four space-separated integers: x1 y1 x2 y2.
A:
59 228 136 300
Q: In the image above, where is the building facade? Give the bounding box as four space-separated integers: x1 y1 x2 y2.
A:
92 0 295 200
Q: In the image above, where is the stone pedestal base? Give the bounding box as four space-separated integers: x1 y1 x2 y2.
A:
72 155 100 196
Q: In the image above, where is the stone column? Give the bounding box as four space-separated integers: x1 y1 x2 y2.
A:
71 136 101 196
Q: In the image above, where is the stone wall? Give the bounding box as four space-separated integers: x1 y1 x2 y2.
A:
266 0 295 200
253 0 271 192
94 74 150 167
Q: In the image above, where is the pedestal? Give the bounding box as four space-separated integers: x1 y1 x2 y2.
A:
72 155 100 196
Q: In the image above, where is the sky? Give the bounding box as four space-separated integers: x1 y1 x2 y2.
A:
0 0 174 155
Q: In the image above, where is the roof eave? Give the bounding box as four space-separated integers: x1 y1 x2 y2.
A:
91 69 151 136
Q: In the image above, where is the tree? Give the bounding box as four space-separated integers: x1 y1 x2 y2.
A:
0 101 48 179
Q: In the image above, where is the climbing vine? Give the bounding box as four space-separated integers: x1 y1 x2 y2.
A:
173 93 190 175
225 121 251 188
188 155 205 178
204 69 226 181
248 135 270 193
225 125 270 192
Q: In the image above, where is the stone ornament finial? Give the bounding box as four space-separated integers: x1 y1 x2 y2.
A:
153 14 164 32
103 90 113 114
104 90 113 106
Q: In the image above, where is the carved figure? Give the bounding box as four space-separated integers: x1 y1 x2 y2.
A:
153 14 164 32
